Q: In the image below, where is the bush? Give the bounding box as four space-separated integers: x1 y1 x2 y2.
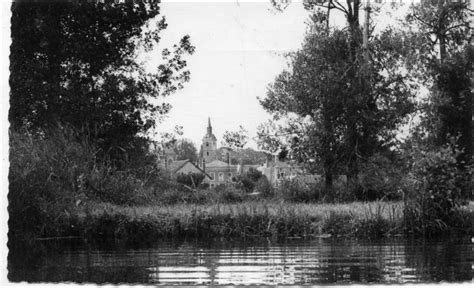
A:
246 167 263 182
235 175 256 192
276 179 319 202
8 125 172 242
9 126 94 242
214 184 246 203
254 177 274 198
403 142 467 236
176 172 205 188
355 153 405 201
320 178 353 203
234 168 264 192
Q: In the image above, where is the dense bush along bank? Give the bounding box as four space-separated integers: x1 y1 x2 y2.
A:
8 128 473 246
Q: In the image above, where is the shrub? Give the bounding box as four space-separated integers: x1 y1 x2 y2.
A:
276 179 319 202
246 167 263 182
356 153 405 201
198 182 210 189
156 189 189 205
8 125 172 242
403 141 467 236
176 172 205 188
214 184 246 203
9 126 95 242
234 168 264 192
235 175 256 192
254 177 274 198
91 171 146 205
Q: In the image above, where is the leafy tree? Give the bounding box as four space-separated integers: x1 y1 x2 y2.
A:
265 1 364 184
219 128 271 165
10 0 195 162
217 147 271 165
405 1 471 168
221 126 249 164
175 139 199 163
239 148 272 165
217 147 235 164
259 10 415 190
221 126 249 150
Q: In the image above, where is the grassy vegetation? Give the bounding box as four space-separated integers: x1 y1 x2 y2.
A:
8 127 473 247
59 201 402 243
58 200 470 245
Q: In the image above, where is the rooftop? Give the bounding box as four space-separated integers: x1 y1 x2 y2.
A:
167 160 190 173
206 159 233 168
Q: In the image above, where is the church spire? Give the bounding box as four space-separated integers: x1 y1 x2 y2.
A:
207 117 212 135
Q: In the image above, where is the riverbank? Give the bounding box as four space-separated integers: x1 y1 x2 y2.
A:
57 200 472 245
10 128 472 248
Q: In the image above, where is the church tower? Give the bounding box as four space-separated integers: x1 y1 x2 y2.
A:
201 117 218 163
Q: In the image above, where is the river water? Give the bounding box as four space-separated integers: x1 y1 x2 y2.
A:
9 237 472 284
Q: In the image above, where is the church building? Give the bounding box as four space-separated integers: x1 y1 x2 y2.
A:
201 117 218 163
156 116 318 190
198 117 243 188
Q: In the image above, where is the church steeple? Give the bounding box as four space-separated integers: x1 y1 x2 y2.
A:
201 116 217 163
207 117 212 135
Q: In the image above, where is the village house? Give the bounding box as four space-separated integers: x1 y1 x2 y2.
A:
257 158 302 186
156 117 320 189
256 156 321 187
198 118 244 188
154 142 211 182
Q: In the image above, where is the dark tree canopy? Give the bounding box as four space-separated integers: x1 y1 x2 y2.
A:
405 1 472 165
10 0 194 161
258 11 415 187
175 139 199 163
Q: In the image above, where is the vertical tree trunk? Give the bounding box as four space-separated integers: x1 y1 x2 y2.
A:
324 169 333 190
439 35 446 64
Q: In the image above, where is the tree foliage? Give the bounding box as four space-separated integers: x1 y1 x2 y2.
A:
405 1 471 167
175 139 199 163
10 0 195 161
403 139 467 236
221 126 249 151
259 11 415 188
217 147 271 165
234 167 264 192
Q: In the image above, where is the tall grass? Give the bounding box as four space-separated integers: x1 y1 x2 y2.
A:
9 126 94 244
68 201 407 244
8 126 173 244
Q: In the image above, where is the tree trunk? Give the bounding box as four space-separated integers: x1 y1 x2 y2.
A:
324 171 333 190
439 35 446 64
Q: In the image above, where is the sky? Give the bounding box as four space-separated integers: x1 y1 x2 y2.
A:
149 2 314 148
148 1 411 149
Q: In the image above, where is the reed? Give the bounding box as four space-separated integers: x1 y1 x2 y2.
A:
67 200 412 244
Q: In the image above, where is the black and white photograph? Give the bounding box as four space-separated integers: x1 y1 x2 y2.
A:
3 0 473 285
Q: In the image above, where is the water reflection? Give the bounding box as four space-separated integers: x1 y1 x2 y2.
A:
9 237 472 284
